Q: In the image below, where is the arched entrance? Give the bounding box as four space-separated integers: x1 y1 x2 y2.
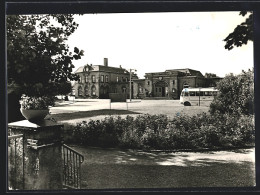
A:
99 85 109 99
78 86 83 97
99 85 105 98
84 85 89 97
91 85 96 96
154 81 169 97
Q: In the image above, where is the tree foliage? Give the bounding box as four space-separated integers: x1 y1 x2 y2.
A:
204 73 217 78
224 11 253 50
7 14 84 97
56 81 72 95
210 69 254 116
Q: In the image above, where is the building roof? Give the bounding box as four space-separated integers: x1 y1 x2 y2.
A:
74 66 85 73
75 64 129 74
145 68 204 77
166 68 204 77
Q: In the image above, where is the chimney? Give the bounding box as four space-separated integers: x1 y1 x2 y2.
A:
104 58 108 67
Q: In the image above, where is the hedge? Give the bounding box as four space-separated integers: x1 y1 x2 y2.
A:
63 112 255 150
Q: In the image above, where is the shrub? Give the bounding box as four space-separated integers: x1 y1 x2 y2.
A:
20 94 55 109
210 69 254 116
68 112 254 150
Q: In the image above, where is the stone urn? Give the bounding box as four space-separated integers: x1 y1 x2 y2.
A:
19 95 54 121
20 108 50 121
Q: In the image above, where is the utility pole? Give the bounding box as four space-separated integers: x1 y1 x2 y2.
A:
199 87 201 106
129 69 136 102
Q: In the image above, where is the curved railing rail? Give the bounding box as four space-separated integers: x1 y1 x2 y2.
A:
62 144 84 189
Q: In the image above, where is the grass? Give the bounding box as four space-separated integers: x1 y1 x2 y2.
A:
50 100 210 125
81 162 255 189
52 109 140 121
73 145 255 189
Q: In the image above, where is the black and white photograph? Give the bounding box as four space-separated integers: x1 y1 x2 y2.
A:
5 1 257 192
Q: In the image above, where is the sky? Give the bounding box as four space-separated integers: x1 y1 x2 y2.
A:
67 12 253 79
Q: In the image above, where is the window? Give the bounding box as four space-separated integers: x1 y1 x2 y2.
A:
126 77 128 82
78 77 81 83
204 91 212 96
196 91 203 96
190 91 195 96
155 88 158 93
84 86 88 96
91 86 96 96
147 81 150 85
85 76 88 83
122 77 124 82
159 88 161 92
78 86 83 96
116 76 119 82
172 80 175 85
105 75 109 83
92 75 96 83
101 75 104 83
139 86 143 93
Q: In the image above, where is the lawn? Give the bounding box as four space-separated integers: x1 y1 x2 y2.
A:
50 99 210 125
71 146 255 189
82 163 255 189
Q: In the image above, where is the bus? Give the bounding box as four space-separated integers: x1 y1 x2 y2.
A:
180 87 219 106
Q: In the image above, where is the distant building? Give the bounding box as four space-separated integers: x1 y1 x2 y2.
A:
73 60 222 100
73 58 137 99
132 68 222 99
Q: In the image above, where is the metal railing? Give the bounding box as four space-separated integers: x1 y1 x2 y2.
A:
62 144 84 189
8 134 25 190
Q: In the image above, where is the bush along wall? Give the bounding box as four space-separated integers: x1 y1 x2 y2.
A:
66 113 255 150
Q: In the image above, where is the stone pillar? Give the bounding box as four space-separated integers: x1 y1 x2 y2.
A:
8 120 64 190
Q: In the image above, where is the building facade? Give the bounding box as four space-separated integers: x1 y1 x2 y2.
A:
73 59 222 100
73 58 136 99
132 68 222 99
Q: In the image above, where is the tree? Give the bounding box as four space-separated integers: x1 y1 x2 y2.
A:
7 14 84 97
224 11 253 50
205 73 217 78
56 81 73 96
220 12 254 116
209 69 254 116
7 14 84 122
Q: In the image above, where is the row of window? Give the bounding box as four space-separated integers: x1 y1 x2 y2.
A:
183 91 218 96
78 75 129 83
116 76 128 83
78 85 128 96
78 86 96 96
146 80 176 86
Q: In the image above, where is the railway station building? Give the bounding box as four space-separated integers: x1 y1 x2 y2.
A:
72 58 221 100
132 68 222 99
72 58 138 99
